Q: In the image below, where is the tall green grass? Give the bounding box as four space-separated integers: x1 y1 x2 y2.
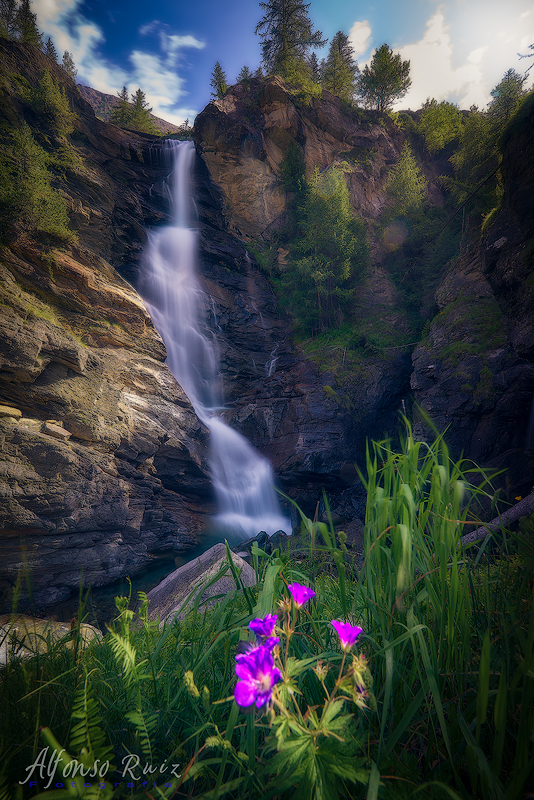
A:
355 424 534 798
0 426 532 799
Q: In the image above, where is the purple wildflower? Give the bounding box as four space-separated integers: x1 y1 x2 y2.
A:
287 582 316 608
234 645 282 708
331 620 364 653
249 614 278 639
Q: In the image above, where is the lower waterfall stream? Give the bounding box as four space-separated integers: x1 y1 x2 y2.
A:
141 139 290 542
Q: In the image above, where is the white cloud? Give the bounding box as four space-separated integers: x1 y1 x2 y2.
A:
392 11 488 109
33 0 203 124
351 3 534 112
163 33 205 59
139 20 161 36
348 20 372 59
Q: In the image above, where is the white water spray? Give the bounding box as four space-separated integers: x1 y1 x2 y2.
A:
141 140 290 541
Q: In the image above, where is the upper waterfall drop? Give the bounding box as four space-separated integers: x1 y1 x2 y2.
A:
141 140 291 541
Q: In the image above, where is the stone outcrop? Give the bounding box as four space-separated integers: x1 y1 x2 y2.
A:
193 77 534 499
194 77 406 238
192 81 420 505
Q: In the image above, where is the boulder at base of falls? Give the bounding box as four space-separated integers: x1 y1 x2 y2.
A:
145 543 256 625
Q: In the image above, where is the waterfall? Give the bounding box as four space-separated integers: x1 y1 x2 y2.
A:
141 140 290 542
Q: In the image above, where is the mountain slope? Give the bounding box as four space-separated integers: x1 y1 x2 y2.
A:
77 84 183 135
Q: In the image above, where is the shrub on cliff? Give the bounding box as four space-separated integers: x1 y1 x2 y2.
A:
281 164 368 334
0 121 75 242
417 98 464 154
29 69 76 137
385 142 427 218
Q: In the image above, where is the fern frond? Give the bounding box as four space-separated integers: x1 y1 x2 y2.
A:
107 630 141 688
69 670 114 768
124 710 158 762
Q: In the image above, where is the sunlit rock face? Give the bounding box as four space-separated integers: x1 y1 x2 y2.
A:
194 76 534 497
193 76 407 238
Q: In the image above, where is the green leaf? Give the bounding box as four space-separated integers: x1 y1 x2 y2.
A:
476 629 491 741
366 760 381 800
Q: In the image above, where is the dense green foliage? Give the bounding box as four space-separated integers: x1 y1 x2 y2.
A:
417 98 464 154
0 60 78 243
1 428 532 799
488 68 527 121
29 68 76 136
322 30 359 102
255 0 325 83
110 87 158 133
0 0 41 44
0 121 74 242
61 50 77 81
210 61 228 99
43 36 58 62
281 166 368 334
109 86 131 126
385 142 427 218
268 150 369 336
129 88 158 133
237 65 253 85
444 71 530 220
356 44 411 112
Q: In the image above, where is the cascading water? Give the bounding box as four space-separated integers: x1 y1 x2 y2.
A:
141 140 290 542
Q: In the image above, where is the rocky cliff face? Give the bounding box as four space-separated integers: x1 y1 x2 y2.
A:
192 78 434 496
0 40 213 607
2 50 532 608
193 76 407 238
193 77 534 499
411 97 534 492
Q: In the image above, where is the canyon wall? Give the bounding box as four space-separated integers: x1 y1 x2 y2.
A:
1 48 533 607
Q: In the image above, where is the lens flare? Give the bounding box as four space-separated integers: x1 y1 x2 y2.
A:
383 220 409 251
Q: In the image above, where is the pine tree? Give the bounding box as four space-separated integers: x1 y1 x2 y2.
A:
322 31 359 102
517 43 534 77
282 165 368 334
356 43 411 112
237 65 253 84
62 50 77 81
15 0 42 46
129 88 157 133
386 143 426 217
0 0 18 40
110 86 132 127
255 0 325 82
43 36 58 62
488 68 526 121
210 61 228 99
308 52 321 83
30 69 76 136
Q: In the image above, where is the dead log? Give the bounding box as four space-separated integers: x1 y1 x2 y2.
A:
461 491 534 546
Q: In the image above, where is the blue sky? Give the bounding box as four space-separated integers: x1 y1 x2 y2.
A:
34 0 534 125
